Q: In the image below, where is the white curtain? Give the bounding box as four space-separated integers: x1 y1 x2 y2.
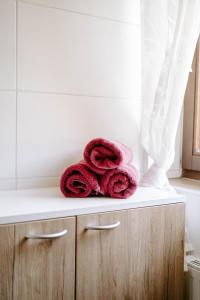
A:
140 0 200 189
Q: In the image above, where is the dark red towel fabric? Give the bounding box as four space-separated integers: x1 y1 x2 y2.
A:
100 165 138 199
84 138 132 175
60 162 100 198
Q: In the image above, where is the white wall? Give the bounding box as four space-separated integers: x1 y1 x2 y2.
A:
185 190 200 257
175 185 200 258
0 0 141 190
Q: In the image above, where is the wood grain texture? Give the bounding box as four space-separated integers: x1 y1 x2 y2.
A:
13 217 75 300
183 169 200 180
193 38 200 156
182 45 197 170
76 203 185 300
183 37 200 172
0 224 15 300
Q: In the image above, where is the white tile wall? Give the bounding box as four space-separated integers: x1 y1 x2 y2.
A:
18 2 140 99
19 0 140 24
17 176 59 189
0 0 16 89
17 92 141 178
0 179 16 190
0 91 16 180
0 0 141 190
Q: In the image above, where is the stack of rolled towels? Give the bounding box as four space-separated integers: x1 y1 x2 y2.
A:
60 138 138 199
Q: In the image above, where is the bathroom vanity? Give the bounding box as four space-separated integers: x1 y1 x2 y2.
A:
0 187 185 300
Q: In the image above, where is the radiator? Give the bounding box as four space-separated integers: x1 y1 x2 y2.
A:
185 258 200 300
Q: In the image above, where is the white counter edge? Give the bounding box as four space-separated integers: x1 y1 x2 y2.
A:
0 194 185 225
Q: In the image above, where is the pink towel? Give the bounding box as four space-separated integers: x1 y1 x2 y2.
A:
84 138 132 175
60 162 100 197
100 165 138 199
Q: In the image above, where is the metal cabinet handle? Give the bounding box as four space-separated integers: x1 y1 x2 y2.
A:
85 221 120 231
25 229 67 239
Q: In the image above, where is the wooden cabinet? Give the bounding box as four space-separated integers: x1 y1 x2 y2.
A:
0 217 75 300
0 203 184 300
76 203 185 300
0 225 15 300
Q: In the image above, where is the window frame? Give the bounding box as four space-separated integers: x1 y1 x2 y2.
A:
182 38 200 178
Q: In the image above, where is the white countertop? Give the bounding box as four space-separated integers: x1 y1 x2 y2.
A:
0 186 185 225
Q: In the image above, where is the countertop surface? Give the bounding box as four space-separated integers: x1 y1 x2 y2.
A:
0 186 185 224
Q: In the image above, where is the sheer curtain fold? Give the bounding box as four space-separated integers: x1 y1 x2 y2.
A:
141 0 200 189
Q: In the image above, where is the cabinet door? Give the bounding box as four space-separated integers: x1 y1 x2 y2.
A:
76 203 184 300
0 224 15 300
13 217 75 300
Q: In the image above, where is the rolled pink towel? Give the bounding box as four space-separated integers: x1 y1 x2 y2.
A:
100 165 138 199
60 162 100 197
84 138 132 175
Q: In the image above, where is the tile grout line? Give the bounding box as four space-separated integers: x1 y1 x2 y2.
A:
16 175 60 180
15 0 18 189
0 175 60 182
18 0 140 27
17 89 141 102
0 88 141 102
0 88 16 92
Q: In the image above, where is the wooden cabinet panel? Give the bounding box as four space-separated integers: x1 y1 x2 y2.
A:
76 203 185 300
0 224 15 300
13 217 75 300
